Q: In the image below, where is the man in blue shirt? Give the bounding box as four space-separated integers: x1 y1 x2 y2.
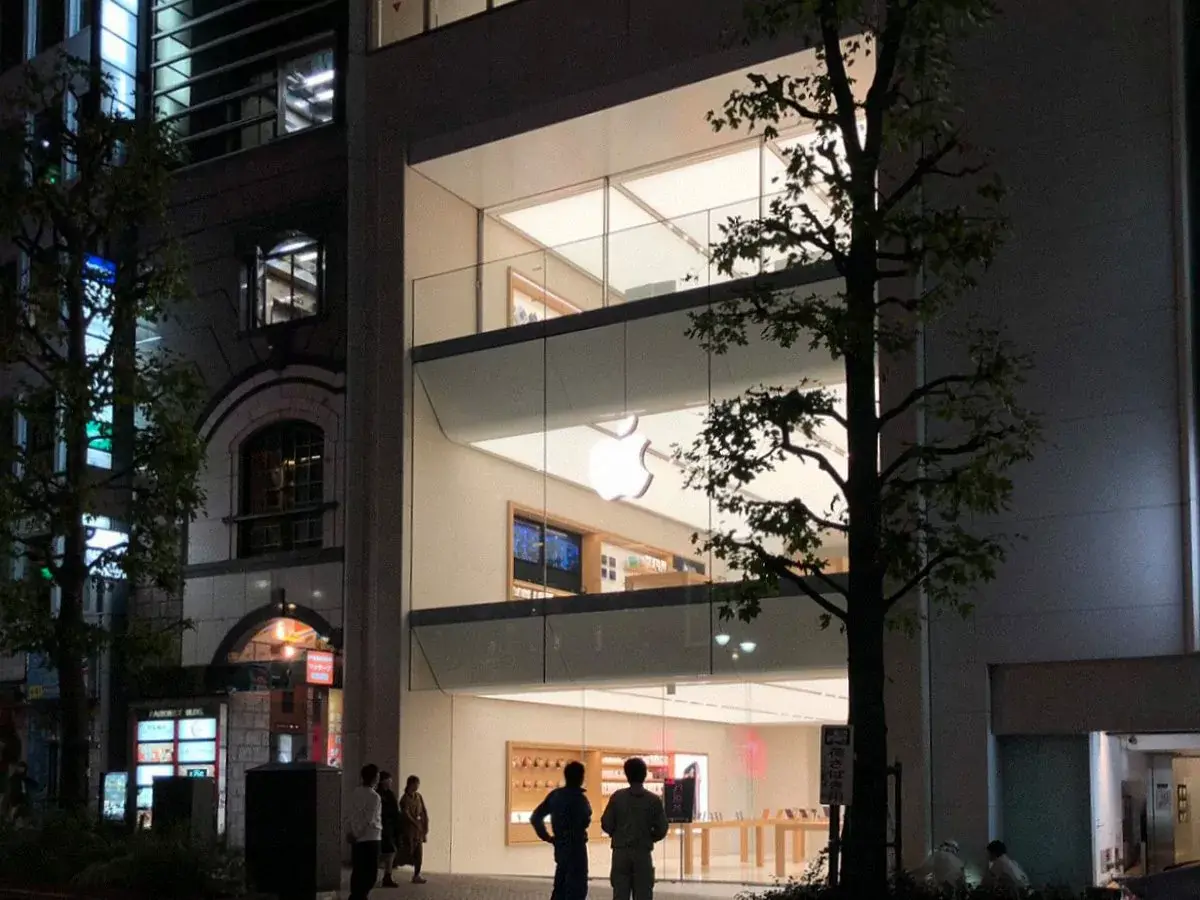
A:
531 760 592 900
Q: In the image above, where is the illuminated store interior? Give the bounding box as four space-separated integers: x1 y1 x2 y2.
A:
399 673 848 882
408 47 869 346
399 45 868 883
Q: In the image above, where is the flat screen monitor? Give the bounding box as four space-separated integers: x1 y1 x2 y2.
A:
512 517 583 594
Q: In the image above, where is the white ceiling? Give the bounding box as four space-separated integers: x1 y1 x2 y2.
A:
473 392 848 536
480 676 849 726
413 45 871 210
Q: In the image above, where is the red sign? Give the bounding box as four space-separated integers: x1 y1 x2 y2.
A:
306 651 335 685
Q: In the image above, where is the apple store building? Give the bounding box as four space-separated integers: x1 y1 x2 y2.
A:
402 259 852 882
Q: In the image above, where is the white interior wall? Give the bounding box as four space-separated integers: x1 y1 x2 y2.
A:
1091 733 1130 882
398 691 821 877
1173 758 1200 864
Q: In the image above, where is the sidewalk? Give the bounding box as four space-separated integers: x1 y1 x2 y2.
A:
344 873 765 900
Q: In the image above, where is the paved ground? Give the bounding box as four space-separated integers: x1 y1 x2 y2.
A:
342 873 769 900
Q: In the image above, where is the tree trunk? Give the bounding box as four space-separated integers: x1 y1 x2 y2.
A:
54 607 90 812
840 611 889 895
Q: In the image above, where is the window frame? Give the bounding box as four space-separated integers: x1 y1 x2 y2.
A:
243 232 325 332
236 420 328 558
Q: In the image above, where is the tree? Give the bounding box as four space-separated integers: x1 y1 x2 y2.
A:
0 59 205 811
679 0 1039 892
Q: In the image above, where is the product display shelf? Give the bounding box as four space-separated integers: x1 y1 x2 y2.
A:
505 743 698 845
598 752 669 798
505 741 589 845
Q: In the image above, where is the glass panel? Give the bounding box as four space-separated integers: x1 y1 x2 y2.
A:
281 49 336 135
255 234 322 327
414 192 811 346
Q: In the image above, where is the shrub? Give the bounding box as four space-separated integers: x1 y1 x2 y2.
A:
0 815 247 899
72 836 246 900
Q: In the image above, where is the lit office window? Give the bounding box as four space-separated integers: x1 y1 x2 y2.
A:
281 49 335 135
245 233 323 329
100 0 138 118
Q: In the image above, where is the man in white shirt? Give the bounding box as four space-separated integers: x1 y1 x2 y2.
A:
347 763 383 900
984 840 1031 898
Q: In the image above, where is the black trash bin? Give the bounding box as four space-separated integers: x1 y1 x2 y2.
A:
245 762 342 900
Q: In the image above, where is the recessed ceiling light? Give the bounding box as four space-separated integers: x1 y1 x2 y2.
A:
305 69 335 87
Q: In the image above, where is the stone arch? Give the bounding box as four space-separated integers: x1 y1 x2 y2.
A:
209 601 342 666
186 365 346 564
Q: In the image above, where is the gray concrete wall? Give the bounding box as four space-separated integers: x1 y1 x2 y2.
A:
368 0 805 156
922 0 1184 860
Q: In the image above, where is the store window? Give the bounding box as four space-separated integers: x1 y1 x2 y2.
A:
244 233 324 329
280 48 336 135
238 421 326 557
0 0 25 72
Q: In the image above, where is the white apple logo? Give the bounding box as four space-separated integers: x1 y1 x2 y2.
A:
589 415 653 501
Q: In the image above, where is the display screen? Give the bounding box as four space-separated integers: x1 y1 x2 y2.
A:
137 720 174 742
512 518 542 564
544 527 581 571
177 740 216 764
137 742 175 763
136 764 173 786
512 518 583 593
181 765 213 779
177 718 217 740
136 786 153 810
673 754 710 819
102 772 128 822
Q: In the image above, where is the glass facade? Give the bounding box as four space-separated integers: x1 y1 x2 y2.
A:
99 0 137 118
406 271 850 882
412 128 848 346
398 52 870 881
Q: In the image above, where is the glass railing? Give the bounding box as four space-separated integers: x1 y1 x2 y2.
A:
376 0 524 47
412 192 813 347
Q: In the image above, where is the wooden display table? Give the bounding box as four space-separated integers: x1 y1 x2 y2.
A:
675 817 832 876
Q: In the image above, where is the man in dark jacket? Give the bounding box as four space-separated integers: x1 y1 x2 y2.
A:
600 758 668 900
531 760 592 900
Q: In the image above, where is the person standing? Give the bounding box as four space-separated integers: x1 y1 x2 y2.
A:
600 758 668 900
984 840 1030 898
911 840 966 894
347 764 383 900
531 760 592 900
377 772 402 888
400 775 430 885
